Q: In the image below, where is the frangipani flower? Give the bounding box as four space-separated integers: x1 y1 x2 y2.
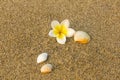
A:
49 19 75 44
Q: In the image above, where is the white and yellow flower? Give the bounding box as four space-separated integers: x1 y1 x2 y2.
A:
49 19 75 44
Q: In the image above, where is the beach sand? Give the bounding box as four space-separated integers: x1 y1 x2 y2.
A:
0 0 120 80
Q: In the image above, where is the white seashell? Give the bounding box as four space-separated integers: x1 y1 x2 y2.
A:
37 53 48 63
74 31 90 44
41 64 53 73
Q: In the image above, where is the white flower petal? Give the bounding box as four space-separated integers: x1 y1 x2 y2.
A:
48 30 56 37
61 19 70 28
66 28 75 37
56 36 66 44
51 20 60 29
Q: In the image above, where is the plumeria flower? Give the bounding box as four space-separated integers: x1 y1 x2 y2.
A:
48 19 75 44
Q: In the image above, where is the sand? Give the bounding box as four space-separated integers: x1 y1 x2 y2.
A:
0 0 120 80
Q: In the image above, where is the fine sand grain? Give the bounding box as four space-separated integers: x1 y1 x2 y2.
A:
0 0 120 80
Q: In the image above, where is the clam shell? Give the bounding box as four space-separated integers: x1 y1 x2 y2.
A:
74 31 90 44
41 64 53 73
37 53 48 63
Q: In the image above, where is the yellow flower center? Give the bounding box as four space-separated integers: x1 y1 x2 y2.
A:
53 24 68 39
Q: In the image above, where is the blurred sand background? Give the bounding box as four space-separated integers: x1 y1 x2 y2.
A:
0 0 120 80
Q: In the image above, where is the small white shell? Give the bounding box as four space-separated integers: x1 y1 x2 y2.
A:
37 53 48 63
74 31 90 44
41 64 53 73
